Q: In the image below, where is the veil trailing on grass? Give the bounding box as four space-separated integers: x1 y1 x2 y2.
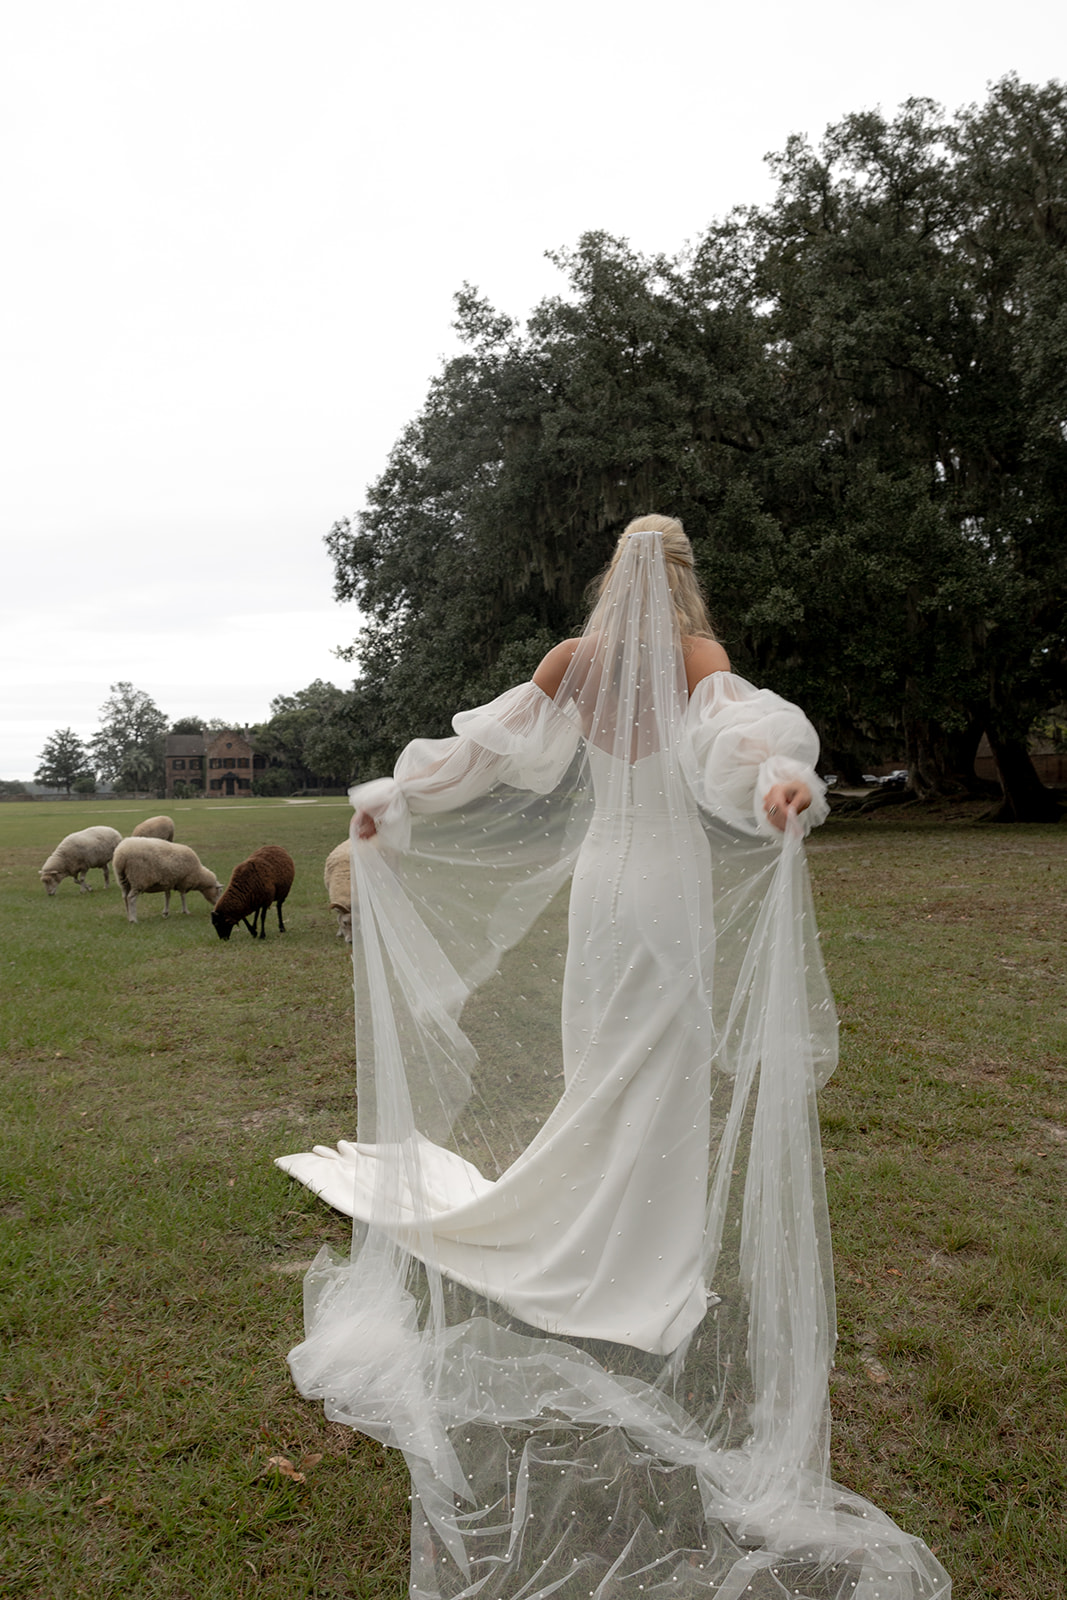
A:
277 533 950 1598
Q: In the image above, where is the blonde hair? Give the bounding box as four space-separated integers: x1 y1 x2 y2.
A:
592 514 718 641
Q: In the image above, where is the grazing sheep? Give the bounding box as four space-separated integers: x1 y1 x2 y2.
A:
113 838 222 924
211 845 295 941
323 842 354 943
39 826 123 895
130 815 175 841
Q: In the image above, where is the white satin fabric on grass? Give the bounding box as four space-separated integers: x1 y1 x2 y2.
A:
277 535 949 1599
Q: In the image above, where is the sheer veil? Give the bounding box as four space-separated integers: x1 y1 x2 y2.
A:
278 530 950 1597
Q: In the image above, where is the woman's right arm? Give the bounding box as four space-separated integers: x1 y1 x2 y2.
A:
353 678 581 843
532 638 581 700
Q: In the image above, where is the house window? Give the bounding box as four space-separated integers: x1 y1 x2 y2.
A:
237 758 249 768
210 779 222 790
223 758 236 768
209 758 221 769
172 759 185 770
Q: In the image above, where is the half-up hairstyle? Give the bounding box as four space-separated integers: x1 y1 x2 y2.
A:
590 514 718 642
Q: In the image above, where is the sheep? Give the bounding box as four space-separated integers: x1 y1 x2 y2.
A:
130 815 175 841
113 838 222 924
324 841 355 942
211 845 295 941
39 826 123 895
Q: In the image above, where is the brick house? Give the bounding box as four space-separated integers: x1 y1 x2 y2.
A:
206 729 254 796
165 729 269 797
205 729 270 796
165 734 205 796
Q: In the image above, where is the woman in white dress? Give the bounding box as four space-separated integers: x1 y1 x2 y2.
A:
278 517 949 1599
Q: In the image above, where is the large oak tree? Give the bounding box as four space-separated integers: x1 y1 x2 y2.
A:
328 77 1067 818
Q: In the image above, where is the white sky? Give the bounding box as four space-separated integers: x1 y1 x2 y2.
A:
1 0 1059 778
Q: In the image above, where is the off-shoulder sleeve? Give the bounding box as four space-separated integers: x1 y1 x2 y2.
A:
683 672 829 838
350 683 582 849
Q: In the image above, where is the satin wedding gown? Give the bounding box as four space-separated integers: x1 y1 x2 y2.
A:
277 535 950 1598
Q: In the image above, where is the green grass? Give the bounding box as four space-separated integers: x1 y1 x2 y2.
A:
1 799 1065 1597
2 799 408 1599
808 822 1067 1595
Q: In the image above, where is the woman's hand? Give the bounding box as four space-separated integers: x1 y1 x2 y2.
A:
355 810 378 840
763 780 812 832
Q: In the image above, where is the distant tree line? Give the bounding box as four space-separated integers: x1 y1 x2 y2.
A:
30 679 363 799
325 75 1067 821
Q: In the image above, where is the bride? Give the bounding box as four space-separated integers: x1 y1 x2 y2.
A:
278 517 950 1599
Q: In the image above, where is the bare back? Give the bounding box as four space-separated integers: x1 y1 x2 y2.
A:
533 634 731 702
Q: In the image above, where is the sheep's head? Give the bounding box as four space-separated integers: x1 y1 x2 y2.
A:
211 908 234 941
39 871 61 895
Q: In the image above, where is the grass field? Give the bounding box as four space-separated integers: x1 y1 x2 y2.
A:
1 799 1065 1598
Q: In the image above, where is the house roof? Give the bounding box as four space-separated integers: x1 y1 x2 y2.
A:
206 729 254 753
166 734 206 756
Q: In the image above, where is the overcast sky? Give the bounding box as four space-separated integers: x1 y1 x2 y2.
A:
1 1 1059 779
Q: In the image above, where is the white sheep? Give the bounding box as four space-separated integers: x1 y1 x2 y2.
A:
130 815 175 841
39 826 123 895
324 841 354 942
113 838 222 924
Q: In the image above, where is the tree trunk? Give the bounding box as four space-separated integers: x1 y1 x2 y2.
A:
904 714 987 799
985 727 1063 822
821 747 866 786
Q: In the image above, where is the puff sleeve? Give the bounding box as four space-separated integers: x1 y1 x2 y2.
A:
350 683 581 849
684 672 829 838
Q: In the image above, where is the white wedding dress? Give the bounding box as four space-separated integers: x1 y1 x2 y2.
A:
277 536 950 1599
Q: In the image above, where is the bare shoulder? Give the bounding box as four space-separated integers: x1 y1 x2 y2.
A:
684 636 731 694
532 638 583 699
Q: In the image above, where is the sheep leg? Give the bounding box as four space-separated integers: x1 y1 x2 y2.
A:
76 869 90 894
179 891 189 915
275 896 286 934
241 915 258 937
125 890 138 924
256 904 267 940
102 862 111 887
162 889 171 918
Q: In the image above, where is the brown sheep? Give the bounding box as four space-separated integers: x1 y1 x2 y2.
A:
211 845 295 941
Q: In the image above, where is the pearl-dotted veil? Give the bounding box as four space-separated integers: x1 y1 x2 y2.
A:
281 532 950 1598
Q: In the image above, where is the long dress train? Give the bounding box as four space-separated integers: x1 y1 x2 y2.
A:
277 534 950 1598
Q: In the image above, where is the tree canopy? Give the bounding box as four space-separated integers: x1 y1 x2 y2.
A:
253 679 362 790
90 682 169 793
327 75 1067 818
34 728 92 794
